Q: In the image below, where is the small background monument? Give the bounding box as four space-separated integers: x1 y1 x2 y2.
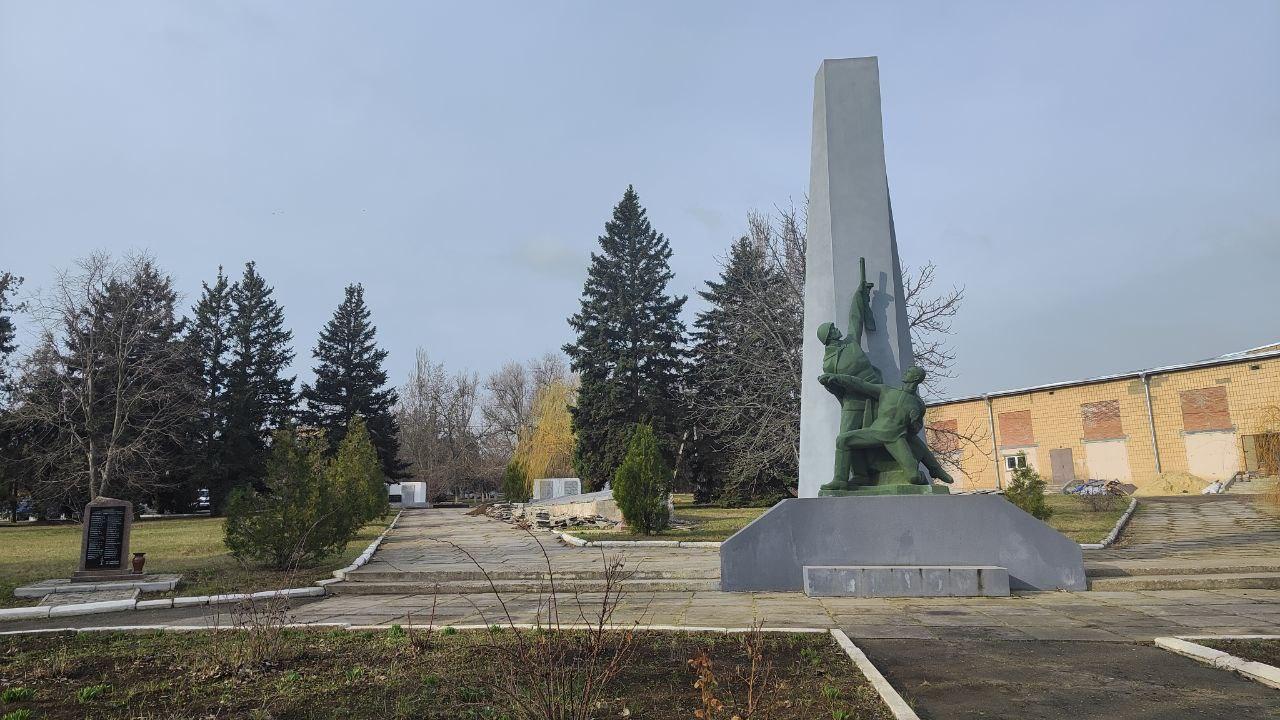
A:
73 496 134 582
14 496 181 605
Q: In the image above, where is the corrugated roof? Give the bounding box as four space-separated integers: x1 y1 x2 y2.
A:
928 342 1280 408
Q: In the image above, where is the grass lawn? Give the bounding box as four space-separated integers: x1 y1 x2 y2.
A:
1041 495 1129 543
573 494 769 542
0 516 387 608
0 629 892 720
1198 638 1280 667
574 493 1130 544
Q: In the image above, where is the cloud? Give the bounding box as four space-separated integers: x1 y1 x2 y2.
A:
509 239 587 280
684 205 723 234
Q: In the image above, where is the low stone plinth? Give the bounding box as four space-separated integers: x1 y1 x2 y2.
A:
14 574 181 599
803 565 1009 597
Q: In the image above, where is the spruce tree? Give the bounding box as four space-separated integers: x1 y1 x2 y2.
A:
564 186 687 490
0 272 23 520
301 284 404 479
219 262 296 512
186 268 234 507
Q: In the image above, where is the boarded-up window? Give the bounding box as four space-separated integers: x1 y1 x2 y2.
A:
927 418 963 466
1082 400 1123 441
1180 387 1232 432
926 419 960 454
999 410 1034 447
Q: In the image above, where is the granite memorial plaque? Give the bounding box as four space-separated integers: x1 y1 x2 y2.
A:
73 497 135 582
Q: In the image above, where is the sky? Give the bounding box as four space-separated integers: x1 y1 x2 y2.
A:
2 1 1277 400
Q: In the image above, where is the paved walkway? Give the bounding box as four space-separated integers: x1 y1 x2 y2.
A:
1085 495 1280 575
346 509 720 581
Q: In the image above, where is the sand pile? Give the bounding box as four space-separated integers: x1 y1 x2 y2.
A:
1135 471 1207 496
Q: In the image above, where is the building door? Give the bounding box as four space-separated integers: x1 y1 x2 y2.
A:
1049 448 1076 489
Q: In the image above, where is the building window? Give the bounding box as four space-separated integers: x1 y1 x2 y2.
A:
1005 455 1028 471
1179 386 1232 432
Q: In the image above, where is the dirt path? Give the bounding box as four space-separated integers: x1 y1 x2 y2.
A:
858 639 1280 719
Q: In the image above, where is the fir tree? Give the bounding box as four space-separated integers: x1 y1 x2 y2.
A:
185 268 234 508
301 283 404 479
0 271 20 394
219 261 296 511
0 272 24 520
564 186 687 490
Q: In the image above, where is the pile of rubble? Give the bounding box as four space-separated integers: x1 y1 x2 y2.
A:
483 502 618 531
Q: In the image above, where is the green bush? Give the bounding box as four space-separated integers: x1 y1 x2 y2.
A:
225 420 389 570
1004 457 1053 520
225 428 345 569
613 423 671 534
501 458 530 503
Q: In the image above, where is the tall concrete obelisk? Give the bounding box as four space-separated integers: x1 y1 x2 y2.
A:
797 57 914 499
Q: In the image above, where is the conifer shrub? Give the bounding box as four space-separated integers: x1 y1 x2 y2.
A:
612 423 671 534
225 427 362 569
501 458 530 503
1003 455 1053 521
327 415 389 532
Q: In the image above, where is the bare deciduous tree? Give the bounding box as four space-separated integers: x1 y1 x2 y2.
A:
480 352 572 459
903 261 964 398
397 348 492 500
14 252 198 503
689 204 987 498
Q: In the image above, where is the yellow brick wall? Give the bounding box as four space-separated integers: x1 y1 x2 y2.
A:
925 356 1280 491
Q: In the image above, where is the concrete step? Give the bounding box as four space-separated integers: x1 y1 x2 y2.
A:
1086 564 1280 578
329 578 721 595
1088 571 1280 591
344 568 719 583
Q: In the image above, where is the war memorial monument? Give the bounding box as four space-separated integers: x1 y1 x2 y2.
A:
720 57 1086 595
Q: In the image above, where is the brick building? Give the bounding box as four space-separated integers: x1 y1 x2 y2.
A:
924 343 1280 491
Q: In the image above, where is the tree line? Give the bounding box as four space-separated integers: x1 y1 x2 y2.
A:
0 254 404 518
0 184 973 519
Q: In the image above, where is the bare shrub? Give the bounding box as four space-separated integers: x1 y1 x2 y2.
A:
687 621 781 720
433 532 638 720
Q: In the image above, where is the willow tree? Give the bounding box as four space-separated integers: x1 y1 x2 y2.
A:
514 379 577 484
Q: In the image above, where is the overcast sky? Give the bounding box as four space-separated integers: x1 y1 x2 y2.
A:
2 1 1277 400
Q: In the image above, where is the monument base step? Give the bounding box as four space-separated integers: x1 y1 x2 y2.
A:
39 588 140 607
803 565 1010 598
330 578 720 595
14 574 182 599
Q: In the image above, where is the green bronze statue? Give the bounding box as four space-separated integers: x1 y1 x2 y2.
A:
820 365 955 487
816 258 881 491
817 258 955 495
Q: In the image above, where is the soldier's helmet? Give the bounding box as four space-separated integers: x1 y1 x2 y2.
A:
817 322 841 343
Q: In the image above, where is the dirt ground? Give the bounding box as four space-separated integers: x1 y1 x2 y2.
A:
857 639 1280 719
0 629 892 720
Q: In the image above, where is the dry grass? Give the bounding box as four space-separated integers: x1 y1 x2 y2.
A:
0 516 386 608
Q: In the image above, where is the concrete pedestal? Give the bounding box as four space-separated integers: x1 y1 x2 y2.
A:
720 496 1086 592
